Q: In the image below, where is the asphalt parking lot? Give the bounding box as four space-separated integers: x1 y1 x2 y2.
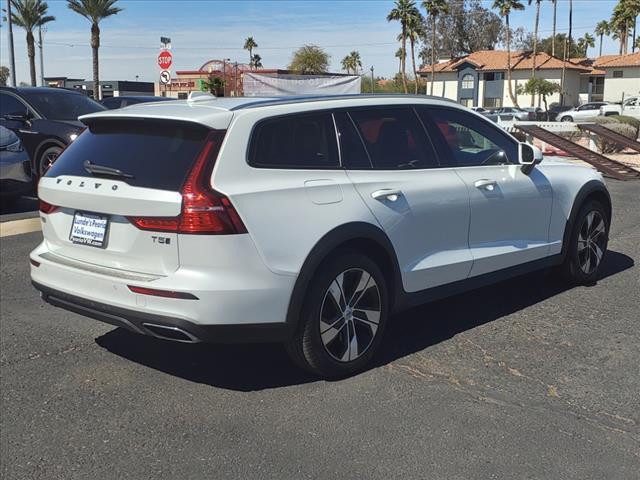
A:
1 180 638 480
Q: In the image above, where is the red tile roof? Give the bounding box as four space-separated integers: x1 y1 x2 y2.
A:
593 52 640 68
419 50 591 74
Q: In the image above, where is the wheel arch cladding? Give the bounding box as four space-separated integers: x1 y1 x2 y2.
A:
562 180 612 259
285 222 403 327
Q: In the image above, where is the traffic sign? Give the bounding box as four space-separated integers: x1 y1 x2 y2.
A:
160 70 171 85
158 50 173 70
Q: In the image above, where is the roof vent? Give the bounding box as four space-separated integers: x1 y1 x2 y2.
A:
187 91 215 102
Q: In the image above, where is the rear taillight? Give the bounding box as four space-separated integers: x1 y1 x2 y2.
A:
128 131 247 235
39 199 58 214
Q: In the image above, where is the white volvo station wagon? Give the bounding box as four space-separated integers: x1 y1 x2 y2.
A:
31 95 611 377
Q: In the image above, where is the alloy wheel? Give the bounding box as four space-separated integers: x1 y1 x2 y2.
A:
319 268 381 363
578 210 606 275
40 149 61 176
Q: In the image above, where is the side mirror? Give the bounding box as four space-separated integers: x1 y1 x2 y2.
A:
519 143 542 175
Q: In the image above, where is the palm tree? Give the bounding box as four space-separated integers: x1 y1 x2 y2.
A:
577 33 595 56
493 0 524 107
251 54 262 69
341 54 353 74
341 51 363 75
609 0 638 54
595 20 611 57
528 0 542 106
395 48 405 75
405 14 424 94
387 0 419 94
244 37 258 69
67 0 122 100
10 0 55 86
550 0 557 56
422 0 449 96
349 51 362 74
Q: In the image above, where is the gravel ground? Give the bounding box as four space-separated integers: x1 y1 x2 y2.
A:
1 180 638 480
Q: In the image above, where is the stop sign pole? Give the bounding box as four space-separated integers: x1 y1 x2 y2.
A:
158 37 172 96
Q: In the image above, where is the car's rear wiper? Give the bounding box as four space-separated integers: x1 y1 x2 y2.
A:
83 160 135 179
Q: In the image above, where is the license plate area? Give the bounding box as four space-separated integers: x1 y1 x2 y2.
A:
69 211 109 248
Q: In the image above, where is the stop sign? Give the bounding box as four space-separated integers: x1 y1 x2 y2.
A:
158 50 172 70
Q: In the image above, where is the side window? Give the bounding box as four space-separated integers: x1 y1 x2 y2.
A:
333 112 372 169
0 93 29 117
349 108 438 169
249 113 339 169
419 107 518 167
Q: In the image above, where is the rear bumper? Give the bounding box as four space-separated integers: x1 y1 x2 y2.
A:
33 281 293 344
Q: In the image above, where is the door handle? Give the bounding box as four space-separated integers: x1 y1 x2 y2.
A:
371 189 403 202
474 179 497 191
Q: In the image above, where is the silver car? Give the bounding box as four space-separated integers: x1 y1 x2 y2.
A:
555 102 609 122
1 126 32 200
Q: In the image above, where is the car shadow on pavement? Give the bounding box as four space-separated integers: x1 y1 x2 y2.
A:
96 250 634 391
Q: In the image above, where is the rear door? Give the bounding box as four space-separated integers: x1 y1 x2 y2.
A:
420 107 553 277
340 107 472 293
38 119 216 276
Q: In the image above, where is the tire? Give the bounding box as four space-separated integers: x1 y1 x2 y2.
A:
285 252 388 378
561 115 573 122
561 200 609 284
38 145 63 177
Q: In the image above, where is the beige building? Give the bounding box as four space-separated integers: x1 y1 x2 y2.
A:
419 50 640 108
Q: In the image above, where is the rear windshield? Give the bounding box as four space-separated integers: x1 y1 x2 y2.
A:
20 90 105 120
46 121 210 191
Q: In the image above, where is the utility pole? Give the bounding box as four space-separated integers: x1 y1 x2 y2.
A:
38 25 45 86
370 66 374 94
234 62 238 96
6 0 17 86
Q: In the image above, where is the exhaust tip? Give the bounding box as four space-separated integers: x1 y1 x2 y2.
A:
142 323 200 343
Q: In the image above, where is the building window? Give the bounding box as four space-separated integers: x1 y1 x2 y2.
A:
461 74 474 89
483 72 503 81
459 98 473 107
613 70 623 78
483 98 502 108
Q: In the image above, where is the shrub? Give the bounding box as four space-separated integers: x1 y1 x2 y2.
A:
609 115 640 138
592 116 618 125
595 123 637 154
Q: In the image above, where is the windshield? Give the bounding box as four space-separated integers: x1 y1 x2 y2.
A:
20 90 105 121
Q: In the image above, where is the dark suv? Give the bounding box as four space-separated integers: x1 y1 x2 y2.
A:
0 87 105 177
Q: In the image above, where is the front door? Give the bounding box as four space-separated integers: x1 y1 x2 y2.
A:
335 108 472 293
419 107 554 277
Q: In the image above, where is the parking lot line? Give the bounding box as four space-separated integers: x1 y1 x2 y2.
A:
0 218 42 237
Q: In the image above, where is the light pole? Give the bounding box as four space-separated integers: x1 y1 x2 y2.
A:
370 66 374 94
6 0 17 86
38 25 45 86
222 58 230 97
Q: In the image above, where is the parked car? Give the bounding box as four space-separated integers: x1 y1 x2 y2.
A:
0 125 32 200
599 96 640 119
0 86 106 177
492 107 536 121
522 107 546 121
470 106 487 113
547 105 573 120
31 94 611 377
555 102 609 122
100 95 174 110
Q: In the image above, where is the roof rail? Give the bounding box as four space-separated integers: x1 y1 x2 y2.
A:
230 93 457 110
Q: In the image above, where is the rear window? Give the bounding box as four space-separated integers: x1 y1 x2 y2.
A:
249 113 339 169
19 90 105 120
45 120 210 191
